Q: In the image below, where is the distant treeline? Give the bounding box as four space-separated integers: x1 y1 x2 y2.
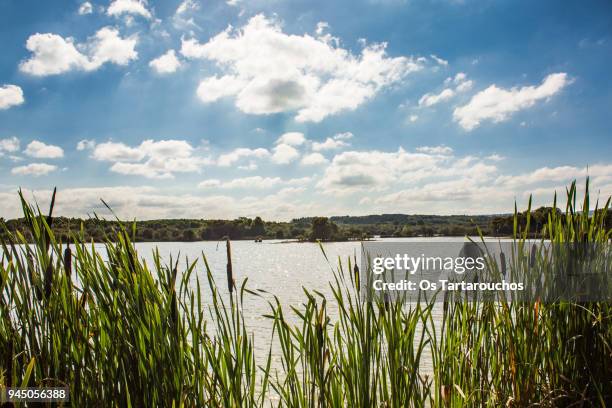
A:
2 207 610 242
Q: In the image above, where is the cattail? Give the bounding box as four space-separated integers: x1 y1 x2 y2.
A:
441 384 451 405
383 291 391 312
44 256 53 298
500 251 507 277
44 187 57 254
353 262 360 291
170 290 178 326
64 243 72 284
530 243 537 268
226 238 235 294
27 252 43 301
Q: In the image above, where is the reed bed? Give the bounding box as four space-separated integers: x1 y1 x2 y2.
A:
1 180 610 407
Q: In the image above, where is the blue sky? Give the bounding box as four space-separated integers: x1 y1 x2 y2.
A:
0 0 611 220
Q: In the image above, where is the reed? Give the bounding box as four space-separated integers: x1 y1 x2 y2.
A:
0 180 610 406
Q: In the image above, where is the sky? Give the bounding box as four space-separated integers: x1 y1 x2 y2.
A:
0 0 611 220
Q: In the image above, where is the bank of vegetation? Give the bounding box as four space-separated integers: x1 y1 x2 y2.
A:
4 207 607 243
0 180 610 406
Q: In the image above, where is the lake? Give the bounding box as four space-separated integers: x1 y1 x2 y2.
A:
127 237 478 374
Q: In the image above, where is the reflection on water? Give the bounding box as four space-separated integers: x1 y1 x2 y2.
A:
130 237 472 373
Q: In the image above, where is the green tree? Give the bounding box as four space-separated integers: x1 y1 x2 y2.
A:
310 217 337 241
251 216 266 236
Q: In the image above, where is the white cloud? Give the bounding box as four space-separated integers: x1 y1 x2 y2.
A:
217 147 269 166
408 114 418 123
198 179 221 188
495 165 584 188
92 139 207 179
24 140 64 158
0 85 25 110
416 145 453 155
149 49 182 74
276 132 306 146
0 137 20 153
223 176 282 189
300 152 328 166
453 72 466 83
107 0 152 19
88 27 139 66
419 73 472 108
455 79 473 92
20 27 138 76
78 2 93 15
238 162 258 171
11 163 57 176
92 141 144 161
182 14 423 122
315 22 329 36
486 154 504 161
76 139 96 150
430 54 448 66
176 0 198 14
317 147 498 195
199 175 310 189
311 132 353 151
272 143 299 164
419 88 454 107
453 72 570 131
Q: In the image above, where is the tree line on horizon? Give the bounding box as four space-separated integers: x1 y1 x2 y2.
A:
2 207 610 243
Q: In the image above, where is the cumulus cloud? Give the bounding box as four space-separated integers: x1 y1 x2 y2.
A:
92 141 144 161
107 0 152 19
0 85 25 110
494 164 612 189
20 27 138 76
0 137 20 153
181 14 422 122
311 132 353 151
149 49 182 74
300 152 328 166
11 163 57 176
217 147 270 167
276 132 306 146
317 147 497 195
91 139 208 178
78 2 93 15
272 143 299 164
453 73 570 131
24 140 64 158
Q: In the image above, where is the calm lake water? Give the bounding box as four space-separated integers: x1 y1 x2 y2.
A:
128 237 476 373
